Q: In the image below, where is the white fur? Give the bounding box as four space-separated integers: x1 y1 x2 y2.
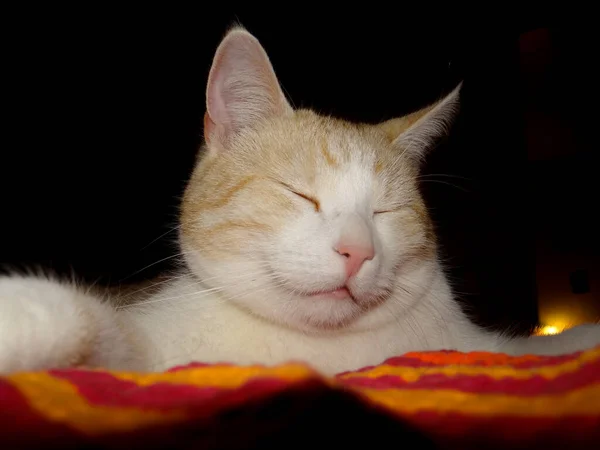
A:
0 276 142 372
1 27 599 375
2 265 599 375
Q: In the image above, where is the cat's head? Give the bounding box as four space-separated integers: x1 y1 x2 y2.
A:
180 26 460 332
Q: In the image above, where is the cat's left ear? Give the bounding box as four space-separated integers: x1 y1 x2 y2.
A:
203 26 293 150
379 83 462 164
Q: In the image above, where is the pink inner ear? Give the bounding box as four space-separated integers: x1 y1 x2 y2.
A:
202 28 293 148
204 48 230 144
203 111 216 144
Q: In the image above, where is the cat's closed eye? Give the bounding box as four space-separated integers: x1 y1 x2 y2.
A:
280 182 320 212
373 207 403 216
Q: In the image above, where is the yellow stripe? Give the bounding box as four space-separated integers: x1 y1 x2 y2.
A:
8 373 185 434
6 368 600 435
357 383 600 417
340 347 600 382
108 363 318 388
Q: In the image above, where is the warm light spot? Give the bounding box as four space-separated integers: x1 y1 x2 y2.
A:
534 324 568 336
539 325 560 335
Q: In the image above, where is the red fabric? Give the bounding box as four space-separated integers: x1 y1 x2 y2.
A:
1 346 599 449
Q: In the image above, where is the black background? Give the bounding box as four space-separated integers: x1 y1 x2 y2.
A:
2 7 596 333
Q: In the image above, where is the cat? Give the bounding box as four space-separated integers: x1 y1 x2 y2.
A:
1 26 599 376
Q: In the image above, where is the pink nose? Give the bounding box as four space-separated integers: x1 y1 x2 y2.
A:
334 243 375 278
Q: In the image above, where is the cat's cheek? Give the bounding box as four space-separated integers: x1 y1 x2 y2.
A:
373 221 403 262
381 213 430 260
269 217 342 286
350 253 382 287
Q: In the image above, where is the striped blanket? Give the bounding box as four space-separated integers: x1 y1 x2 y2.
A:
1 347 599 449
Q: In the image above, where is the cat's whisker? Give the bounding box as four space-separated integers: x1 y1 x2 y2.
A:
118 251 195 282
119 272 268 309
118 287 225 310
416 173 471 181
418 179 469 192
139 224 182 251
121 261 290 310
129 273 290 307
118 273 193 300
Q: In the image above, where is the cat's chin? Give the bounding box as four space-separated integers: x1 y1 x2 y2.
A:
262 283 391 333
303 286 353 300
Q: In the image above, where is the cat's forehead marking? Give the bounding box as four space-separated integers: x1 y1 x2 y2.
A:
315 144 376 214
320 136 339 168
319 124 377 163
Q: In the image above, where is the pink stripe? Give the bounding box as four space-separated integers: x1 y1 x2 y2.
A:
50 370 299 411
340 357 600 395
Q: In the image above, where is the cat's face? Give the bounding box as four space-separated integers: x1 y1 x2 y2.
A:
180 27 460 332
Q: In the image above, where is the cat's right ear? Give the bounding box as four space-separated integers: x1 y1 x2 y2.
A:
204 27 293 150
379 83 462 165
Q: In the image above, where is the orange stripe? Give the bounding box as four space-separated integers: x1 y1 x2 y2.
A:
7 373 185 434
357 383 600 416
340 347 600 382
105 363 319 388
403 346 600 366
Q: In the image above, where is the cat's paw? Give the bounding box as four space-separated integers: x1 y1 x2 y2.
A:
0 276 96 373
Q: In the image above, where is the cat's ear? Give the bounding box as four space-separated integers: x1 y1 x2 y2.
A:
204 26 293 148
379 83 462 164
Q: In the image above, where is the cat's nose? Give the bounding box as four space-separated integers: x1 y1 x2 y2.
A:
334 242 375 278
